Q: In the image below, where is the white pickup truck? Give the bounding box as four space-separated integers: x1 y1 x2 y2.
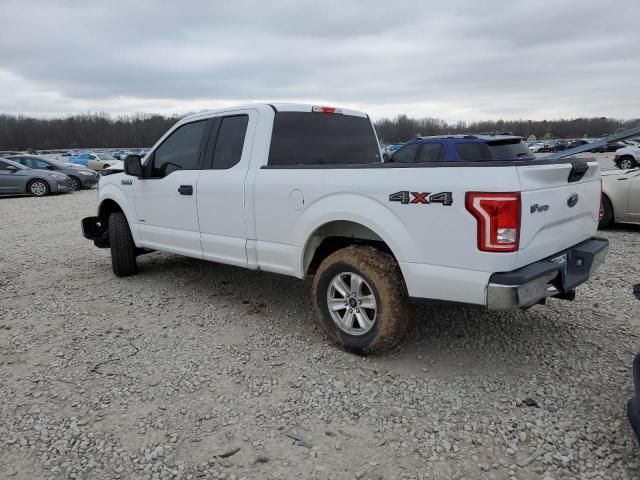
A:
82 103 608 353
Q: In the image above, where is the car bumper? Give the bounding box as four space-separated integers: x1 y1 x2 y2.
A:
52 180 74 193
80 175 99 187
82 216 109 248
487 237 609 310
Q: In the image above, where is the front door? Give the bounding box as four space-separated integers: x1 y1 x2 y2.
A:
134 119 210 258
0 160 26 193
197 111 255 267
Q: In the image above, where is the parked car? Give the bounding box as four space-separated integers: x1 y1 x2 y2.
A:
381 144 403 161
590 141 627 153
567 139 590 149
69 152 120 171
81 103 607 354
551 140 569 152
599 167 640 228
528 142 553 153
0 158 74 196
387 134 534 162
613 145 639 170
6 155 99 190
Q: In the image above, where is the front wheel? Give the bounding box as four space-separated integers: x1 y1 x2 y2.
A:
312 245 412 354
599 195 614 229
69 176 82 191
619 157 637 170
28 179 50 197
108 212 137 277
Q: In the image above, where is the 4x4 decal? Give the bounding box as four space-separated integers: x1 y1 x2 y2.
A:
389 191 453 205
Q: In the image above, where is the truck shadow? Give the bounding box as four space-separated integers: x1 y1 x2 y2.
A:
134 252 607 375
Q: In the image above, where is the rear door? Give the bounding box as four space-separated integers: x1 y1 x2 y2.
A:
197 111 254 267
134 119 209 258
515 159 601 267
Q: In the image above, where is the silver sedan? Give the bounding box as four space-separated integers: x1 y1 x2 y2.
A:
600 168 640 227
0 158 74 196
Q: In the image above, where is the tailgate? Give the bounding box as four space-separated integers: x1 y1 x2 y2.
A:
516 159 601 268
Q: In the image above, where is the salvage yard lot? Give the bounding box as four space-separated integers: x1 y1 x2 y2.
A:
1 166 640 479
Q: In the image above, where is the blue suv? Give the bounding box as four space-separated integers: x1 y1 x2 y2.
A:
387 134 535 163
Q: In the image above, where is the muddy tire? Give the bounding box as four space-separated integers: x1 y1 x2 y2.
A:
109 211 137 277
312 245 412 354
599 195 614 229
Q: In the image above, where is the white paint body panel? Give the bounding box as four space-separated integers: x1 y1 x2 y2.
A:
602 169 640 225
94 103 603 307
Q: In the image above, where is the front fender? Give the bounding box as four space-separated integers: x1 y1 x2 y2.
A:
98 179 139 242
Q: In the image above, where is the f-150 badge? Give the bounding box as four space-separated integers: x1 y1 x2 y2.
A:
389 191 452 205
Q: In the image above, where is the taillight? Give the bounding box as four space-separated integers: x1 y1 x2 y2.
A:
312 106 342 114
599 178 604 220
465 192 521 252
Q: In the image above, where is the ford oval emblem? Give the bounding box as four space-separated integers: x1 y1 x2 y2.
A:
567 193 579 208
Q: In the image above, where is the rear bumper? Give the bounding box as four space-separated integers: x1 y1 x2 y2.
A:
487 237 608 310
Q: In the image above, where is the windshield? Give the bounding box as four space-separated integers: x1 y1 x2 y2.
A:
43 157 67 168
97 152 116 160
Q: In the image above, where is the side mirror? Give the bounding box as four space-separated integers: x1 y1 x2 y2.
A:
6 165 18 172
46 165 56 170
124 155 143 177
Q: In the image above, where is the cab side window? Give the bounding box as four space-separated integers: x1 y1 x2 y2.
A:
390 143 419 163
210 115 249 169
151 120 207 177
418 143 445 162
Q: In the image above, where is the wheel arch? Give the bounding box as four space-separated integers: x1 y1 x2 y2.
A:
297 194 418 277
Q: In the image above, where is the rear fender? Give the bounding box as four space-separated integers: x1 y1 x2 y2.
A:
296 193 418 276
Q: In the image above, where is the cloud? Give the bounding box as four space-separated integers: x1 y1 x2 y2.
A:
0 0 638 120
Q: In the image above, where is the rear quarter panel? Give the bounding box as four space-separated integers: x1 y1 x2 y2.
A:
253 165 523 277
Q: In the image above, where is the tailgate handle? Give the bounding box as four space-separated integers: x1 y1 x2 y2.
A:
568 160 588 183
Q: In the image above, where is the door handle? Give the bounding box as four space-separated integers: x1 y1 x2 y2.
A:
178 185 193 195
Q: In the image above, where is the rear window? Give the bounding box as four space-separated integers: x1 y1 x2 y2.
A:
455 139 533 161
268 112 381 166
486 139 533 160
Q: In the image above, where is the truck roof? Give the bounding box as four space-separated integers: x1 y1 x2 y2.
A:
417 134 522 142
181 103 368 124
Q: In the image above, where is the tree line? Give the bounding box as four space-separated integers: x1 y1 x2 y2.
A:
375 115 640 144
0 112 638 150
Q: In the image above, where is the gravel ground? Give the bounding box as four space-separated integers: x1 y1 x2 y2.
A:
1 161 640 479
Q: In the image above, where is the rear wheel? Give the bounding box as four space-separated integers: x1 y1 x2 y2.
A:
28 179 50 197
599 195 614 229
108 212 137 277
312 245 412 354
619 157 637 170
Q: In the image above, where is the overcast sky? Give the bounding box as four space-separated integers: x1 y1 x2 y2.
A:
1 0 638 121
